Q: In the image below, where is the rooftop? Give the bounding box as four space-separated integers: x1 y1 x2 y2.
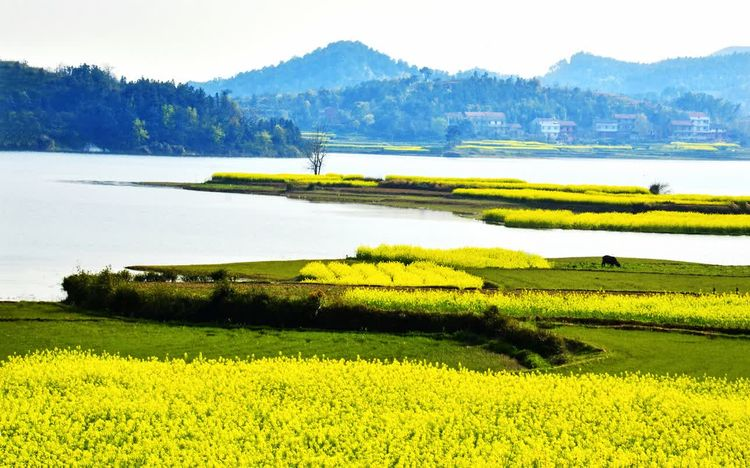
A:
463 111 506 119
688 112 708 119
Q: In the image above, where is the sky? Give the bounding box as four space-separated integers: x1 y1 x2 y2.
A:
1 0 749 83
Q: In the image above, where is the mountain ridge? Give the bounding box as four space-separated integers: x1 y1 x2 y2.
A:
542 51 750 111
191 40 420 97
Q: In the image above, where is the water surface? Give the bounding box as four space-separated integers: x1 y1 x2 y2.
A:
2 152 749 300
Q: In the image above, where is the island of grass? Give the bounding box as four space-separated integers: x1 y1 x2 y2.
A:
10 244 738 377
141 173 750 235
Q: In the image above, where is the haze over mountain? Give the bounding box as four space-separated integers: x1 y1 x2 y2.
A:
193 40 750 116
712 47 750 57
542 49 750 112
192 41 420 98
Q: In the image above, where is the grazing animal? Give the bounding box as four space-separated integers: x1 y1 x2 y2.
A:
601 255 621 267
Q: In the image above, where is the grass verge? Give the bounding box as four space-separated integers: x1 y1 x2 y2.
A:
0 302 521 371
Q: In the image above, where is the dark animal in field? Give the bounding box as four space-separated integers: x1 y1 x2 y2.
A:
601 255 621 267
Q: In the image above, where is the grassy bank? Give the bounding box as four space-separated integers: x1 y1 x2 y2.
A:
4 302 750 379
0 302 520 371
553 325 750 379
142 173 750 236
131 256 750 294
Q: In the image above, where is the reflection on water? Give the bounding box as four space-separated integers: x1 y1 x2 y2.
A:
2 151 749 300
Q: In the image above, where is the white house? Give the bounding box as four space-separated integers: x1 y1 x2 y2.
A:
532 118 561 141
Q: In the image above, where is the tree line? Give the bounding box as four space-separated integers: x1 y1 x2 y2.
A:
245 73 746 142
0 61 306 156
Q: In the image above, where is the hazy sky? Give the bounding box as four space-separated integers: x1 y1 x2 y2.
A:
2 0 748 83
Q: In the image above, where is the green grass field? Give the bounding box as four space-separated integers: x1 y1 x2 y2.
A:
5 302 750 378
0 302 519 371
553 325 750 379
113 254 750 378
129 259 319 282
131 256 750 293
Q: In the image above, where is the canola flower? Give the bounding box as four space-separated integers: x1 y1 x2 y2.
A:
483 208 750 235
381 145 429 152
454 187 748 207
356 244 550 269
2 350 750 465
462 182 649 194
385 175 646 194
300 261 483 289
210 172 377 187
340 288 750 330
325 143 429 152
667 141 741 152
457 140 633 152
384 175 526 186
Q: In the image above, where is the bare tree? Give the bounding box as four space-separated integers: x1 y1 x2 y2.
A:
305 126 328 175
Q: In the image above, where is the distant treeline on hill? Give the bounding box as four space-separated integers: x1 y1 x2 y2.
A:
247 73 746 143
0 61 306 156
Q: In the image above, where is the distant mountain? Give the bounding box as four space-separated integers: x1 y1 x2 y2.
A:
453 68 508 80
192 41 421 98
712 46 750 56
542 52 750 112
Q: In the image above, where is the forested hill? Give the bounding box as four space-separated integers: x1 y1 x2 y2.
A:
191 41 420 98
0 61 306 156
248 74 694 141
542 51 750 112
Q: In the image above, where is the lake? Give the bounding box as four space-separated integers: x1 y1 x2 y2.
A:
2 151 750 300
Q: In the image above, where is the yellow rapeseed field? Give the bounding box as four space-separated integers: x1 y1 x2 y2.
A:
2 350 749 465
457 140 633 152
210 172 377 187
385 175 647 194
339 288 750 330
483 208 750 235
356 244 550 269
384 175 526 185
455 187 733 207
300 261 484 288
666 142 740 152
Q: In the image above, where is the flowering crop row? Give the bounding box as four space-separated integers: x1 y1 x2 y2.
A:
339 288 750 330
385 175 647 194
666 141 740 152
456 187 750 207
210 172 377 187
482 208 750 235
356 244 550 269
454 187 740 207
299 261 483 289
383 175 526 186
457 139 634 152
2 350 749 465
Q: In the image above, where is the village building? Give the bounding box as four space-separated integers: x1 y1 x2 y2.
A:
446 111 510 138
505 123 524 139
558 121 576 143
595 120 619 139
531 118 560 142
446 111 506 136
613 114 638 136
670 112 718 141
531 118 576 143
595 114 650 142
